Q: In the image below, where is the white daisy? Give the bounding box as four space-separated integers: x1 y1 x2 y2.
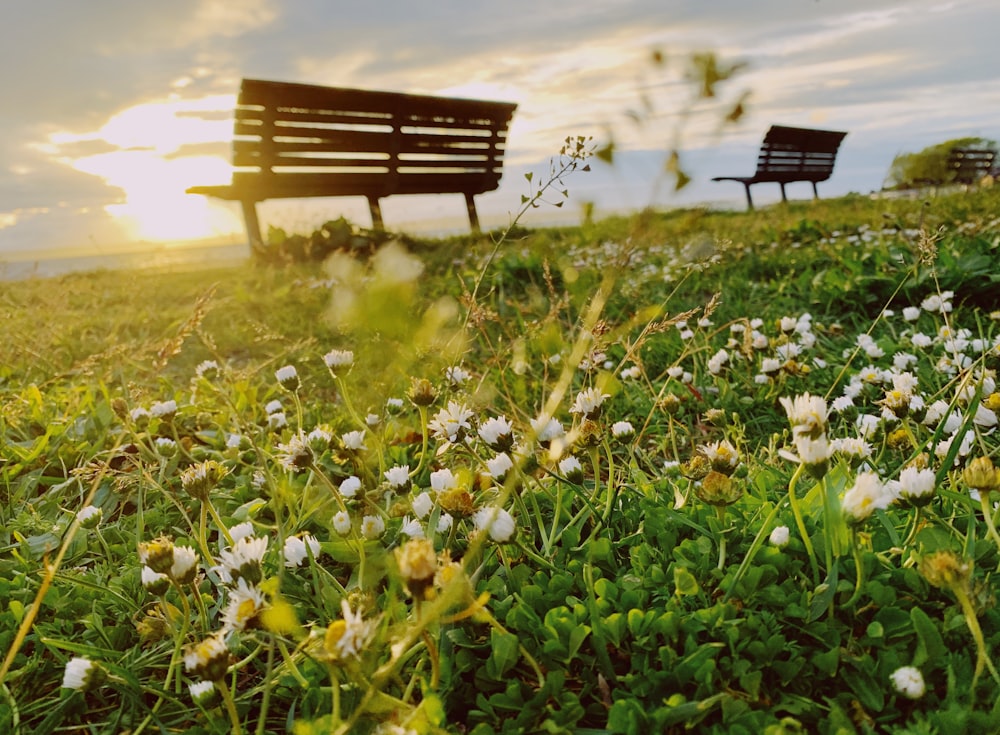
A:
473 506 516 543
283 534 320 567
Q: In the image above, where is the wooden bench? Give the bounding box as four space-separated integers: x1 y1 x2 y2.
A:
945 147 996 185
187 79 517 253
712 125 848 209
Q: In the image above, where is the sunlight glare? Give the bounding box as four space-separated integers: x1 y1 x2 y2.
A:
44 94 242 243
71 150 240 242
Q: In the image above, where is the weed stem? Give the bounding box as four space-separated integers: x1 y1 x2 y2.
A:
953 583 1000 688
787 463 820 585
843 529 865 609
978 493 1000 555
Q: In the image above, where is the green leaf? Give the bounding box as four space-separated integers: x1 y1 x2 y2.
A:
567 624 591 660
627 608 647 637
673 566 700 597
8 599 25 625
486 628 520 678
812 647 839 676
603 612 626 646
659 692 728 727
808 562 838 622
911 606 946 668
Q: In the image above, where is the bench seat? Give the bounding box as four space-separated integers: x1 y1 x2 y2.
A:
188 79 517 253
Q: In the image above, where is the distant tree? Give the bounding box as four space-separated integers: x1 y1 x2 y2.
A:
885 136 996 189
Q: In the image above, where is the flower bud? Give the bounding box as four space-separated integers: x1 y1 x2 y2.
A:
169 545 200 585
76 505 103 530
407 377 438 407
196 360 220 380
887 428 912 452
111 398 129 420
769 525 790 547
154 437 178 458
486 453 514 482
659 394 682 416
138 537 175 575
189 680 219 707
890 666 925 700
695 470 743 507
478 416 515 452
395 537 439 600
141 565 171 596
473 506 516 543
275 365 300 391
681 454 711 481
150 400 178 422
323 349 354 375
573 419 599 448
384 465 411 492
360 515 385 540
184 634 230 682
130 406 151 427
964 456 1000 492
881 389 911 419
61 657 105 691
918 549 972 591
307 427 333 454
283 534 320 567
180 460 228 501
558 455 584 483
438 487 475 516
332 510 352 536
611 421 635 442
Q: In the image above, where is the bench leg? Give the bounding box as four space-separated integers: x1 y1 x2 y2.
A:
464 193 482 233
811 182 819 199
367 197 384 231
743 184 754 210
779 183 788 203
240 200 266 258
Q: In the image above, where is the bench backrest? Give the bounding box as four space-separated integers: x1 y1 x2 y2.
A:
230 78 517 199
947 147 996 184
753 125 847 183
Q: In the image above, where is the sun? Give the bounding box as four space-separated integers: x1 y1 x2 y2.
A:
43 94 243 244
74 150 240 242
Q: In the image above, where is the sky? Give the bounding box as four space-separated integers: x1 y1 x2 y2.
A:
1 0 998 260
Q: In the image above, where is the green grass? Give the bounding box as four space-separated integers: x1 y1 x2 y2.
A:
2 183 1000 734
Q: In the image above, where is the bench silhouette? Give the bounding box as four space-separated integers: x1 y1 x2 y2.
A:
904 146 997 192
945 147 996 186
712 125 847 209
187 79 517 254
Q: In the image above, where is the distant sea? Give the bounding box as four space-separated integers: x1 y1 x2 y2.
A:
0 242 250 282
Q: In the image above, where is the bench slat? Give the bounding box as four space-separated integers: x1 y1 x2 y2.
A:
238 79 514 119
234 152 502 169
949 148 996 185
233 134 505 158
223 171 503 198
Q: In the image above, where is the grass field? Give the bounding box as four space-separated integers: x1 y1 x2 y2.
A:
2 180 1000 734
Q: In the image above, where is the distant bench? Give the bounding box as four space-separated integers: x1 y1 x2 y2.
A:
895 146 997 192
187 79 517 253
941 147 996 186
712 125 848 209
